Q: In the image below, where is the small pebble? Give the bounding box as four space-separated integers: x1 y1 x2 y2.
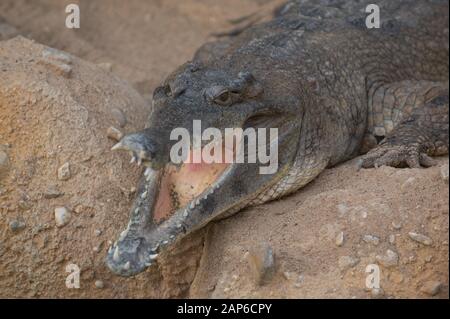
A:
94 229 102 236
40 48 72 78
335 231 344 247
94 280 104 289
43 186 64 199
9 220 25 232
247 242 276 285
392 221 402 230
54 207 71 227
57 162 71 181
363 235 380 246
376 249 398 268
408 232 433 246
106 126 123 141
420 281 442 296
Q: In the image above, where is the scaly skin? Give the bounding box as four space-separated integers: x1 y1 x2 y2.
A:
106 0 449 276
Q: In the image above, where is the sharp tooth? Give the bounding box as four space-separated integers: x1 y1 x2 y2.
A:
137 158 142 166
111 141 124 151
130 156 136 164
170 235 175 239
149 254 158 260
141 191 147 199
145 261 152 267
144 167 151 176
195 198 200 206
189 201 195 209
108 246 113 254
183 210 189 217
177 223 183 228
123 261 130 270
113 246 120 262
119 230 127 241
162 240 169 245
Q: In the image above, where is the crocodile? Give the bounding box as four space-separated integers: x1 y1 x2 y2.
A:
106 0 449 276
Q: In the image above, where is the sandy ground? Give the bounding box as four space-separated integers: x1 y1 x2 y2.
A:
0 0 448 298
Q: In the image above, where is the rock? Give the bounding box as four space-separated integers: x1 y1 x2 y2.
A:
0 150 9 178
54 207 71 227
363 235 380 246
94 229 102 236
338 256 359 271
57 162 71 181
376 249 398 268
94 280 104 289
420 281 442 296
106 126 123 141
335 231 344 246
408 232 433 246
43 186 64 199
247 242 276 285
283 271 304 288
111 108 127 128
39 48 73 78
9 220 25 232
392 221 402 230
440 164 449 182
73 205 86 214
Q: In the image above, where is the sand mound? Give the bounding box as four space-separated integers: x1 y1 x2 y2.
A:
0 37 203 298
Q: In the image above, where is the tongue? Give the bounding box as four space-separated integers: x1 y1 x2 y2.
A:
152 148 230 223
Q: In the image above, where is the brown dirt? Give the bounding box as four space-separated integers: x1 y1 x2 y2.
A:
0 0 448 298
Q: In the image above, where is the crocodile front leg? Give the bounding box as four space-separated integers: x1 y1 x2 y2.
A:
361 91 449 168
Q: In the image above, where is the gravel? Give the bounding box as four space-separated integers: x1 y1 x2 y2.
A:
54 207 71 227
408 232 433 246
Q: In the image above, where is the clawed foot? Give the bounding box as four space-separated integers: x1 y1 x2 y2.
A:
358 142 436 169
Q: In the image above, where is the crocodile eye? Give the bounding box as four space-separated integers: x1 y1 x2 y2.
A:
214 90 232 106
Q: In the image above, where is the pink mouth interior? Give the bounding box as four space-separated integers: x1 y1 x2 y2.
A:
153 146 233 223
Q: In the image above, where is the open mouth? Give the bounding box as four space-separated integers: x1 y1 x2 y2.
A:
106 115 283 276
106 141 237 276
